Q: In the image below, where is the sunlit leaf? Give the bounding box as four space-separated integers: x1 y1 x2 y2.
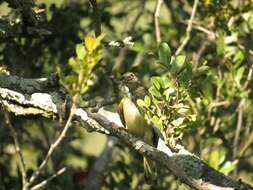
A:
171 117 185 127
137 99 146 108
220 161 237 175
149 86 162 98
144 96 151 107
76 44 86 59
151 77 162 90
163 88 175 100
68 57 80 73
161 76 171 88
85 36 96 52
208 150 220 170
235 66 245 87
202 77 214 100
129 42 149 53
84 34 105 52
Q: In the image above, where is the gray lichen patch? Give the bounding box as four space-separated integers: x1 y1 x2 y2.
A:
0 88 57 118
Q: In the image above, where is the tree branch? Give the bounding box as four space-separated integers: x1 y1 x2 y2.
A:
154 0 164 44
0 73 252 190
89 0 101 36
30 167 67 190
4 112 28 190
175 0 199 56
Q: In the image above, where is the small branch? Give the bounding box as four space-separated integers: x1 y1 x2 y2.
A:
239 130 253 158
30 167 67 190
233 99 245 159
192 40 211 67
4 113 28 190
180 20 215 40
28 95 78 185
154 0 164 44
89 0 101 36
175 0 199 56
232 99 245 177
242 63 253 90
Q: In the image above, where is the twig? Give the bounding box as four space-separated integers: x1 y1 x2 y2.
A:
238 130 253 158
28 95 78 185
89 0 101 36
175 0 199 56
30 167 67 190
154 0 164 44
192 40 211 66
180 20 215 40
4 113 28 190
242 63 253 90
232 99 245 177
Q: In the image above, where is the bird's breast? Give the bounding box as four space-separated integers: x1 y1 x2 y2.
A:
122 97 147 137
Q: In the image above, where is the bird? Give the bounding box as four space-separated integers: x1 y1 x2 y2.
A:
117 72 157 183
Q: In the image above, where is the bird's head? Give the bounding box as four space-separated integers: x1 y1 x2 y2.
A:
118 72 146 100
120 72 140 90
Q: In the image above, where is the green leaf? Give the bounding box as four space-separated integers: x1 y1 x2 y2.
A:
196 65 209 76
171 117 185 127
202 77 214 100
137 99 146 108
161 76 171 88
151 115 163 129
216 31 226 56
208 150 220 170
84 34 105 52
220 161 237 175
235 66 245 87
163 88 175 100
151 77 162 90
68 57 80 73
225 32 238 44
233 50 244 64
149 86 162 98
170 55 186 75
177 106 189 114
189 114 197 122
76 44 86 60
143 33 154 46
158 42 171 67
64 75 78 83
129 42 149 53
144 96 151 107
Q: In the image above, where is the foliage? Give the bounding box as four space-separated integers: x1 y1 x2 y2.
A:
1 0 253 189
58 34 104 97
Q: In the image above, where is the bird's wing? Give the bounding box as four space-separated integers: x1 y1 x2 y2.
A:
117 98 126 128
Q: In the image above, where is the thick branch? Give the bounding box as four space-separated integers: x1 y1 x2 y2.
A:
0 73 252 190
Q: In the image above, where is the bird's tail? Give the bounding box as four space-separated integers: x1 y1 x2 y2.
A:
143 156 156 184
